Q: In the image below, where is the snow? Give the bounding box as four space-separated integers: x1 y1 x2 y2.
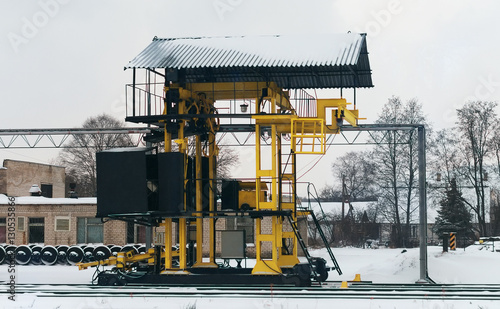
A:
2 245 500 308
130 33 364 69
101 147 150 153
0 194 96 205
308 201 442 224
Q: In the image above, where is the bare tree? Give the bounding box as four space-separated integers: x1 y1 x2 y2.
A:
216 145 239 179
164 137 239 180
371 97 428 247
332 150 377 201
427 128 463 218
317 185 341 202
58 114 134 197
429 129 461 186
455 101 497 236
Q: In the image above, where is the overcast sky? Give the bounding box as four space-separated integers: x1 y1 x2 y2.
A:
1 0 500 193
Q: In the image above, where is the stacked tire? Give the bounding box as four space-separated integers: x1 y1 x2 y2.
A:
0 244 136 265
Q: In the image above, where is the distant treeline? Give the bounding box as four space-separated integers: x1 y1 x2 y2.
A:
299 196 378 203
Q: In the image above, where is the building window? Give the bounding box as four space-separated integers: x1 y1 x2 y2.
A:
29 217 45 243
41 184 53 198
77 218 103 243
55 217 70 231
0 218 6 243
227 217 254 243
126 222 146 243
18 217 25 231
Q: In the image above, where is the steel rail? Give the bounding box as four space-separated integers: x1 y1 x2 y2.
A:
4 283 500 301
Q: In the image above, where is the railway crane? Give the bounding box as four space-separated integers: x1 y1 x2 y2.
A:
77 33 373 286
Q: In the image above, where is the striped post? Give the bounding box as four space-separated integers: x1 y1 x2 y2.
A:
449 232 456 251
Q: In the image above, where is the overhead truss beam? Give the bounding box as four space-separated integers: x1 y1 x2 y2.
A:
0 127 151 149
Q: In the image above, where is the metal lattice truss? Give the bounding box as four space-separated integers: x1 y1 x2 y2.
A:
216 124 421 147
0 123 430 282
0 128 152 149
0 124 420 149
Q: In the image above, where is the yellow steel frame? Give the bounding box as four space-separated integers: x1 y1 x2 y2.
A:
291 118 326 154
161 84 220 274
76 80 362 278
77 248 180 271
155 82 361 276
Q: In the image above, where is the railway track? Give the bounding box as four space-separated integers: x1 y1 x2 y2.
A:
3 283 500 300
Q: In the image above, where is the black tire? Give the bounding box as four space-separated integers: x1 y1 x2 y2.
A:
110 245 122 256
83 246 95 262
121 245 138 255
5 245 17 263
41 246 58 265
66 246 85 265
30 245 43 265
0 246 6 264
57 245 69 264
93 245 112 261
15 245 32 265
312 258 328 282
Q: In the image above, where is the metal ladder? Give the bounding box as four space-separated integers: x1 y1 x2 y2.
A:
285 215 321 283
307 210 342 275
304 183 342 275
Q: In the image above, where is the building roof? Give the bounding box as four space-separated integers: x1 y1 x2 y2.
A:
0 194 96 205
3 159 65 169
125 33 373 89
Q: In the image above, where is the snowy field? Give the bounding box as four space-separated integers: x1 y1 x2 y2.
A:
1 245 500 308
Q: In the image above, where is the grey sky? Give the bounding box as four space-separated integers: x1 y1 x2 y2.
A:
1 0 500 191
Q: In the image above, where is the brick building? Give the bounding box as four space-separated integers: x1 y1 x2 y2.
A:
0 159 307 259
0 195 129 246
0 159 65 198
0 194 306 258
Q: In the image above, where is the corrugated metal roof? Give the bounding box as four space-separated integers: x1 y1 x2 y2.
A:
125 33 373 89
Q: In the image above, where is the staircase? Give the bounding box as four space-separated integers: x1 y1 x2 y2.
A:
285 215 321 282
302 183 342 275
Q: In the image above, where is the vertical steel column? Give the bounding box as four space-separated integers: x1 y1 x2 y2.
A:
177 100 188 271
271 124 280 264
418 125 429 282
147 70 151 116
208 132 216 263
132 68 136 117
195 135 203 264
145 134 152 250
254 123 262 266
179 218 187 269
163 219 172 269
163 118 173 270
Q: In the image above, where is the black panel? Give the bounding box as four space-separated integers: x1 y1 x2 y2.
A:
221 180 239 210
185 156 215 212
185 157 195 212
158 152 185 214
96 150 148 217
201 156 216 212
146 154 159 211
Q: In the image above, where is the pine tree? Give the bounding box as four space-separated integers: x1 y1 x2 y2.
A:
434 179 475 245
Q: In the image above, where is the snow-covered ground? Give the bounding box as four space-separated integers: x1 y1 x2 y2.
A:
2 244 500 308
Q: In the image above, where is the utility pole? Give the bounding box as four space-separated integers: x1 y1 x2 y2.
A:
341 174 346 219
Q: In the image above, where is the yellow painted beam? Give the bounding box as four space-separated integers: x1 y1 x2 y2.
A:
178 218 187 269
252 260 282 275
195 136 203 264
256 170 273 177
208 133 216 263
258 202 275 209
163 219 172 269
257 234 275 242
